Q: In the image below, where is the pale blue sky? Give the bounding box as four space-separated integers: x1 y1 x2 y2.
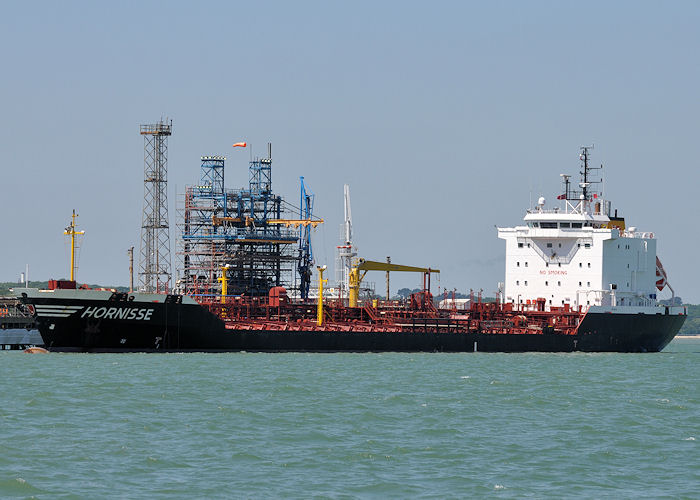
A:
1 1 699 301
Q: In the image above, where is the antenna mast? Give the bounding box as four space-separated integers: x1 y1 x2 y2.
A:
578 145 602 201
139 119 172 293
64 209 85 282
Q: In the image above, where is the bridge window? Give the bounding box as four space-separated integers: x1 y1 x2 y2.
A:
572 223 583 228
540 222 557 229
560 222 570 228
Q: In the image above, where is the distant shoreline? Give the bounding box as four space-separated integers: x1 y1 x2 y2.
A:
677 334 700 339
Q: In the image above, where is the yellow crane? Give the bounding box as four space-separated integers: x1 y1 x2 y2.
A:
212 216 323 229
268 219 324 229
348 259 439 307
317 265 327 326
217 265 230 304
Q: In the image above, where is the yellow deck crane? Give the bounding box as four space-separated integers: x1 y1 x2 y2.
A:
212 216 323 228
317 265 328 325
348 259 440 307
218 265 230 304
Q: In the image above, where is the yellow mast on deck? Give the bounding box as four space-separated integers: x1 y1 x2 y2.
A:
317 265 327 326
218 265 230 304
63 210 85 282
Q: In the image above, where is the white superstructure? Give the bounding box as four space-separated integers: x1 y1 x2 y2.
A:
497 147 667 311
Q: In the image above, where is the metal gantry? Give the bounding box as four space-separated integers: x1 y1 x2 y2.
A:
178 144 322 300
297 176 315 299
139 119 172 293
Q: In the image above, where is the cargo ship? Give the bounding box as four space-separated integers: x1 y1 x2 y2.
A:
19 139 686 352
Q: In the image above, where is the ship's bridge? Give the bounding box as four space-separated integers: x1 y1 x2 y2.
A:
522 195 612 229
523 211 610 230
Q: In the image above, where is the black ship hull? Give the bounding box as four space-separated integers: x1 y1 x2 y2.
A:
25 295 686 353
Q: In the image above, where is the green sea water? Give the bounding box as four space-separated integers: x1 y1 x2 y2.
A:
1 339 698 499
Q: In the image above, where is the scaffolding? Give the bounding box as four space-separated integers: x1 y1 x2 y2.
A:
139 119 172 293
178 144 320 300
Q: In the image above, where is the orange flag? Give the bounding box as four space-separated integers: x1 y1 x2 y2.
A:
232 142 247 148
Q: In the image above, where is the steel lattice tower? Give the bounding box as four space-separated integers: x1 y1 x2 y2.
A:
139 119 172 293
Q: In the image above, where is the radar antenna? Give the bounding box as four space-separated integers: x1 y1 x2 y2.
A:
578 145 602 201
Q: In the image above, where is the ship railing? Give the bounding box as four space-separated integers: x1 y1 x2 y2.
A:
526 208 565 214
621 231 655 239
182 227 300 242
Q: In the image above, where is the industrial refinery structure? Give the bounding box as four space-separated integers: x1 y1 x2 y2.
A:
176 143 323 301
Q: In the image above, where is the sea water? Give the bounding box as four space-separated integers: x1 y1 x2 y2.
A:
1 338 698 499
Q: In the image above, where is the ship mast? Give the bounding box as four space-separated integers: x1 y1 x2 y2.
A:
64 210 85 282
578 145 602 202
580 146 591 200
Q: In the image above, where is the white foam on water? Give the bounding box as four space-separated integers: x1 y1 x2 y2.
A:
460 376 470 379
683 437 695 441
494 484 506 490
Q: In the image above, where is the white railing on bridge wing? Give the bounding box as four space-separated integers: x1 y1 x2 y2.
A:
622 231 655 239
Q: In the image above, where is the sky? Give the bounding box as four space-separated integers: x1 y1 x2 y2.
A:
1 1 699 302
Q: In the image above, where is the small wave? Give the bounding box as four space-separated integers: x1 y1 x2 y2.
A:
460 376 470 379
683 437 696 441
494 484 506 490
0 477 43 495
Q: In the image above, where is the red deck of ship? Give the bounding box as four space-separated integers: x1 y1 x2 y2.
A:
197 292 585 336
